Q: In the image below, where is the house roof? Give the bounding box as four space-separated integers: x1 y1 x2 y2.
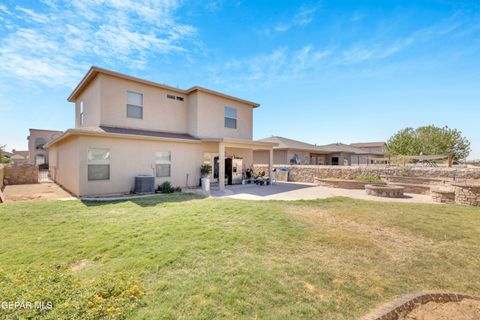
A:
45 126 202 148
317 143 369 154
257 136 320 151
11 150 29 159
350 142 387 148
99 126 199 141
29 128 64 133
67 66 260 107
46 126 277 150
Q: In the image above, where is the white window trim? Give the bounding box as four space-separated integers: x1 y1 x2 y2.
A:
126 91 143 119
79 101 84 125
224 107 237 129
155 151 171 178
87 148 110 181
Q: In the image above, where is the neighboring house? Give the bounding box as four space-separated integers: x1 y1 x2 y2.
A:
10 150 30 164
350 142 389 164
319 143 372 166
253 137 388 166
253 136 330 165
28 129 63 166
46 66 276 197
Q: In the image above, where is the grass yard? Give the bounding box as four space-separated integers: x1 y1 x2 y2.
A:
1 194 479 319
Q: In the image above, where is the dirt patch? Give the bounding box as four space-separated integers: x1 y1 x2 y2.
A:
69 260 90 272
3 183 75 202
399 299 480 320
288 206 432 262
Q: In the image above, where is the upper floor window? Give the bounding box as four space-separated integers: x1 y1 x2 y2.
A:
224 107 237 129
87 148 110 181
176 96 184 101
35 137 47 150
80 101 84 125
127 91 143 119
167 94 176 100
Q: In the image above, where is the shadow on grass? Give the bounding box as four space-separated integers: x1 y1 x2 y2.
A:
80 192 206 207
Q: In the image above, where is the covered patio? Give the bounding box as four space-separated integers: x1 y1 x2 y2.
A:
202 138 277 191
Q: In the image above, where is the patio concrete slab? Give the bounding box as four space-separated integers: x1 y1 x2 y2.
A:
3 183 76 202
205 182 435 203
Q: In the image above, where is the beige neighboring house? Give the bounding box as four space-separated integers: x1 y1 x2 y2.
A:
253 136 387 166
28 129 63 166
46 66 276 197
10 150 30 164
350 142 389 164
253 136 330 165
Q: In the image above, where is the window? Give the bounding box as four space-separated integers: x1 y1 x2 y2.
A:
80 101 84 125
167 94 176 100
35 154 46 165
176 96 184 101
127 91 143 119
224 107 237 129
35 137 47 150
88 149 110 181
155 151 171 177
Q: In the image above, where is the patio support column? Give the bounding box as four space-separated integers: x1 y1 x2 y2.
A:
219 142 225 191
269 148 273 184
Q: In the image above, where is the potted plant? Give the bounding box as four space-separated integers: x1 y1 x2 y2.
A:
200 164 212 178
200 164 212 192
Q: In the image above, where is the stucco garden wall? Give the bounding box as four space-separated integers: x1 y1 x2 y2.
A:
253 164 480 183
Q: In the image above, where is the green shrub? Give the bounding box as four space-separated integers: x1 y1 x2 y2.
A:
0 266 144 319
354 175 382 183
200 164 212 176
157 181 182 193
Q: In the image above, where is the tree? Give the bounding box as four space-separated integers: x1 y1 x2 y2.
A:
0 144 11 164
387 125 471 160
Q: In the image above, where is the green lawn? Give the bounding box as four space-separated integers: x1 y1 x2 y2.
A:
1 194 479 319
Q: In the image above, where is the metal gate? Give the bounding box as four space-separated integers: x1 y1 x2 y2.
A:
38 169 50 183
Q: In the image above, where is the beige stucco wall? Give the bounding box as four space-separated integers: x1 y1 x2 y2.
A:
225 147 253 170
98 74 189 133
253 150 287 165
191 91 253 140
74 136 221 197
48 135 80 195
76 76 101 128
287 150 311 165
28 129 63 165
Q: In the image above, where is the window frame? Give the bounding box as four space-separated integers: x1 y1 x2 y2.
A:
126 91 143 119
79 101 84 125
224 107 237 129
87 148 110 181
155 151 171 178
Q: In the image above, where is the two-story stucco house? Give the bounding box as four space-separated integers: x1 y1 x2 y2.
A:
46 67 276 197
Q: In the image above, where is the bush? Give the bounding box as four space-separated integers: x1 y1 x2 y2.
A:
157 181 182 193
200 164 212 176
0 266 144 319
355 175 382 183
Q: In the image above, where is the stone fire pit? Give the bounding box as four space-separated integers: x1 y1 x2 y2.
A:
365 184 404 198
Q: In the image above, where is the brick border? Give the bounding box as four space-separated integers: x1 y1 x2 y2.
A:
360 292 480 320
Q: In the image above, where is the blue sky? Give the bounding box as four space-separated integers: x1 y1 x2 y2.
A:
1 0 479 159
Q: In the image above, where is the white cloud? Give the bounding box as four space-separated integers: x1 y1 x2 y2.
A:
0 1 196 87
209 45 331 88
266 4 319 34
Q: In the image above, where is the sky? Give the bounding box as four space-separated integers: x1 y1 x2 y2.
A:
0 0 479 159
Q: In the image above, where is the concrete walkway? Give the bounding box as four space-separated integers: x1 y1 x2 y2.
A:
205 182 435 203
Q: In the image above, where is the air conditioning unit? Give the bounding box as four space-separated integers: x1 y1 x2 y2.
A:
134 175 155 194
